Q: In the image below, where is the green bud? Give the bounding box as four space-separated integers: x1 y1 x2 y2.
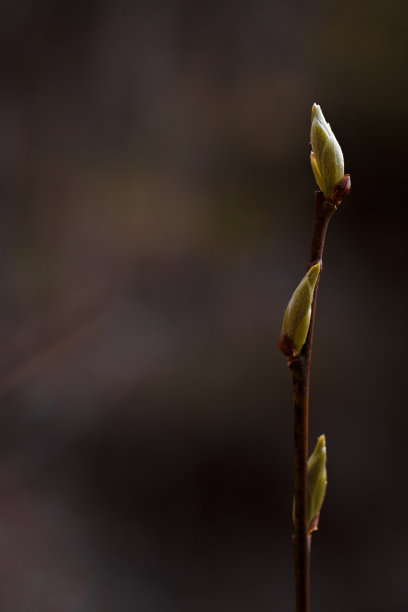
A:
307 435 327 528
310 103 344 200
281 263 321 355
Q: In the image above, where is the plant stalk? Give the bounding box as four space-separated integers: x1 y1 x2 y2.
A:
290 191 337 612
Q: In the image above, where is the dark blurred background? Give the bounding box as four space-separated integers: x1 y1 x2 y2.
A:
0 0 407 610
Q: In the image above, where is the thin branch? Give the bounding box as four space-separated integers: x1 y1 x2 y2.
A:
290 190 339 612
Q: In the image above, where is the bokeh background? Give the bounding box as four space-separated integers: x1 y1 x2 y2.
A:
1 0 407 610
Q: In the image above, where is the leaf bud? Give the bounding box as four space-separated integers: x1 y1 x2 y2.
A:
280 263 321 356
307 434 327 530
310 103 345 200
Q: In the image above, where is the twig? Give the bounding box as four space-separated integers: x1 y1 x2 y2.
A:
280 101 351 612
289 191 337 612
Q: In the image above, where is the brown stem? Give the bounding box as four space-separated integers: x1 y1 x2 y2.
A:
291 190 338 612
290 355 310 612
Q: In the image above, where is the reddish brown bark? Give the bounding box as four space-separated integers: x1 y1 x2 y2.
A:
279 177 350 612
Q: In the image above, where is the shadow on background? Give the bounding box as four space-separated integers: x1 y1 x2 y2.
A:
0 0 407 610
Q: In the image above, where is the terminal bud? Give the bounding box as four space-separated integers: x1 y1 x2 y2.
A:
310 103 345 201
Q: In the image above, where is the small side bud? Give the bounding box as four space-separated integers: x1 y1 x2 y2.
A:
292 435 328 532
280 263 321 356
330 174 351 206
310 103 345 200
307 435 327 531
